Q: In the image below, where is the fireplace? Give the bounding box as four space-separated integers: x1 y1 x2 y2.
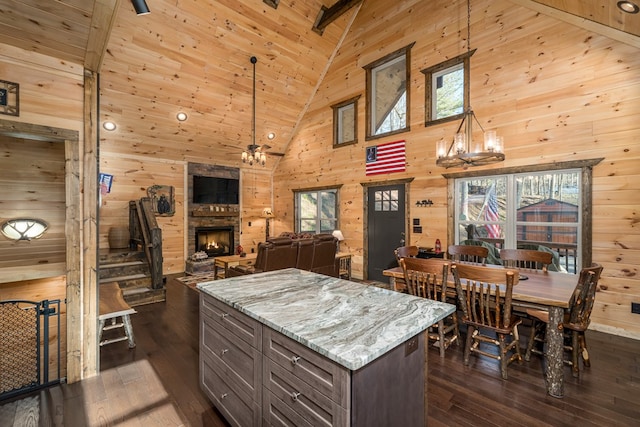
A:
195 226 234 257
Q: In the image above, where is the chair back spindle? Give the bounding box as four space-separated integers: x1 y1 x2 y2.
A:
448 245 489 265
500 249 553 272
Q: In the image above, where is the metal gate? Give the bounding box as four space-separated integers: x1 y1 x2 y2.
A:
0 299 61 401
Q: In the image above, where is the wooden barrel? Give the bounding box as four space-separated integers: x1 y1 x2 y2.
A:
108 226 129 249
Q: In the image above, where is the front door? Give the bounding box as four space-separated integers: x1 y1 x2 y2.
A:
367 184 406 282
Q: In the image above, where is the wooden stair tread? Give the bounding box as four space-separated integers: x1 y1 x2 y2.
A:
100 261 146 269
100 273 148 284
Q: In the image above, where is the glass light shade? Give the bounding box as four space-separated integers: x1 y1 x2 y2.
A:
242 151 248 162
436 139 447 158
260 152 267 165
495 136 504 153
1 218 48 241
454 133 466 153
484 130 497 152
262 208 274 218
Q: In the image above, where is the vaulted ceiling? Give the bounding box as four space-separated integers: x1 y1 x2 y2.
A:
0 0 638 164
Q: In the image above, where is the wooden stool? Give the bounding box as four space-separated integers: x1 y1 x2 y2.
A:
99 283 136 348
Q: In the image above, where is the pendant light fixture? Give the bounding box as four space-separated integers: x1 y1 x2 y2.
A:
436 0 505 168
242 56 267 167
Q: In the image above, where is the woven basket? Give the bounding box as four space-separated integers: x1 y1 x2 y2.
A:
108 226 129 249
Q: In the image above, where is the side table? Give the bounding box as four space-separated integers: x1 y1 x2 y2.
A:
213 253 257 279
335 252 353 280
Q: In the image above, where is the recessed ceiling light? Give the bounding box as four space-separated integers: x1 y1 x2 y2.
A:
618 1 639 14
176 112 188 121
103 121 116 131
267 132 276 140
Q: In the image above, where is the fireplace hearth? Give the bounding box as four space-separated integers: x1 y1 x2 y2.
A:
195 226 234 257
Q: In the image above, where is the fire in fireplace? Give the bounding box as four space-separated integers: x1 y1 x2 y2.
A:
195 226 234 257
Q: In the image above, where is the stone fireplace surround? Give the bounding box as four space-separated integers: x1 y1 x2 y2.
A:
187 163 240 264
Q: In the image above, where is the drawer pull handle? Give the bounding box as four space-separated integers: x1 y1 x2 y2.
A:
291 356 301 365
221 393 228 399
291 392 301 402
221 348 229 356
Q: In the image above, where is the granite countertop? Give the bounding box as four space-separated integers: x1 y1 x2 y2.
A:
197 268 455 371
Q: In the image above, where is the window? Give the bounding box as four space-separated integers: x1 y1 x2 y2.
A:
454 170 582 273
422 49 475 127
332 95 360 147
373 189 399 212
363 43 414 140
295 188 339 233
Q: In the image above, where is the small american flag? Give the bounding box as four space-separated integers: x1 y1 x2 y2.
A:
365 140 406 176
485 184 501 238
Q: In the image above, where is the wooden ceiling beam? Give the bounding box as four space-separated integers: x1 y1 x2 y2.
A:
85 0 121 72
313 0 363 35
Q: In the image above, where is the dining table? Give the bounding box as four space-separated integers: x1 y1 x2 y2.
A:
383 261 580 398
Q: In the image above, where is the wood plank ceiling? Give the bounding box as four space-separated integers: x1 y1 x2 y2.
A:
0 0 638 163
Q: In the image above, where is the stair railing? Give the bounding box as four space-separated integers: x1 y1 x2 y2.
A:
129 197 163 289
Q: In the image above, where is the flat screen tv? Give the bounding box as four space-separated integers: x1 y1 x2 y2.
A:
193 175 239 204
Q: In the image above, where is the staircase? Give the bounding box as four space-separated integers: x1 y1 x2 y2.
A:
99 249 166 307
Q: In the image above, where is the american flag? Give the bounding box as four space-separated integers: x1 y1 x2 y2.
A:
484 184 501 238
365 140 406 176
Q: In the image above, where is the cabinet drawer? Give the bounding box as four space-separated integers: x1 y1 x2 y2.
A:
200 353 261 427
201 293 261 349
264 357 348 427
263 388 313 427
202 318 261 402
263 329 349 407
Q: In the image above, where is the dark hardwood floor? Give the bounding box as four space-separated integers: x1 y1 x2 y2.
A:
1 276 639 426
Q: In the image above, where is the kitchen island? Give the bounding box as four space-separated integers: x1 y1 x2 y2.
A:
197 268 455 426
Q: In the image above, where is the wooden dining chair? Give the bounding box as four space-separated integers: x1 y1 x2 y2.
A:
394 245 419 262
400 257 459 357
500 249 553 272
448 244 489 265
524 264 603 377
451 263 522 379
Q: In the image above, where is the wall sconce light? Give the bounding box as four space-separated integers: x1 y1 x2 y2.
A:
262 208 274 241
416 199 433 207
103 121 116 131
332 229 345 252
1 218 48 241
176 112 188 121
131 0 151 15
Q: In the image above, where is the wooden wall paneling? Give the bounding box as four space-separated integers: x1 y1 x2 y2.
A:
99 153 185 274
240 168 273 252
0 135 66 281
272 0 640 338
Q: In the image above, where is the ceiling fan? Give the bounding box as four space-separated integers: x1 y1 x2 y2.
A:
241 56 285 166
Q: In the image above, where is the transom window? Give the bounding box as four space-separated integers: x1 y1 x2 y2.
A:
363 43 414 140
422 50 475 127
454 170 582 273
295 188 339 233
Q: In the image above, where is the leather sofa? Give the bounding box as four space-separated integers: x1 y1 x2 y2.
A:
227 233 338 277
